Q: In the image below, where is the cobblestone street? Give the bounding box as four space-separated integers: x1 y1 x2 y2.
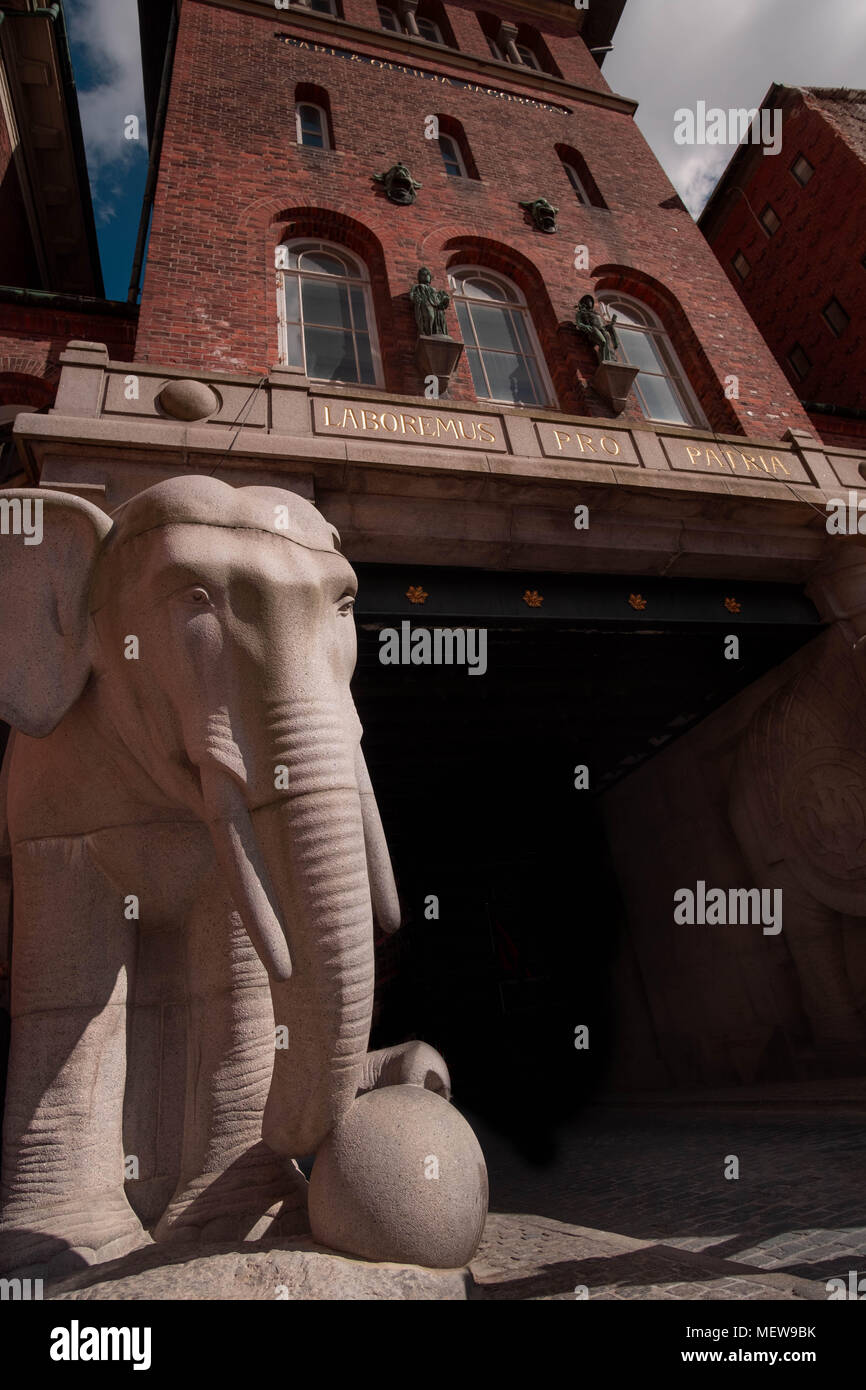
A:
467 1087 866 1300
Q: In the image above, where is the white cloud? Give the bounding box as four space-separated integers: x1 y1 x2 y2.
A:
605 0 866 216
66 0 147 175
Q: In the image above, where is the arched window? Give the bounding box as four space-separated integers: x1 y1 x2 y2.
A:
556 146 606 209
416 14 443 43
277 241 382 386
449 268 554 407
596 294 704 426
378 4 400 31
515 42 540 69
295 102 329 149
562 162 590 205
439 134 466 177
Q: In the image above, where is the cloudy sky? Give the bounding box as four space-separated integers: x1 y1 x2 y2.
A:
64 0 866 299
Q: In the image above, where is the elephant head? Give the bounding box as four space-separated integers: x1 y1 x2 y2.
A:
0 477 400 1156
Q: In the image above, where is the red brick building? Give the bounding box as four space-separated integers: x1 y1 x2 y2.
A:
700 85 866 452
8 0 866 1111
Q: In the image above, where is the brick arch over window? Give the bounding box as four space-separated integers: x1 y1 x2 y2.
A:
592 266 741 433
555 145 606 209
271 209 399 388
441 237 571 405
0 371 56 411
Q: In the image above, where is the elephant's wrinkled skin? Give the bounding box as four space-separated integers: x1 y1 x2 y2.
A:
0 478 453 1275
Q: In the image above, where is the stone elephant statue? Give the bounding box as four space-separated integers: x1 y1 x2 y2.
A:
729 624 866 1070
0 477 485 1277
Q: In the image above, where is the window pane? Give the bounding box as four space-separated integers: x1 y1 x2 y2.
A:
471 304 523 351
417 17 441 42
310 0 334 11
616 326 663 374
302 276 352 328
349 285 369 331
440 136 461 176
283 275 300 322
455 300 474 341
298 106 324 148
637 372 687 424
465 345 488 397
482 350 538 405
305 326 358 382
601 301 645 327
378 5 400 29
463 276 513 302
356 333 375 385
299 250 347 275
284 321 303 368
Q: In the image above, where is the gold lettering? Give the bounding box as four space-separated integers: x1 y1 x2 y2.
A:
401 413 422 436
577 433 596 453
458 419 477 441
600 436 620 456
553 430 571 451
740 453 766 473
361 410 379 431
436 418 459 438
723 448 743 470
477 421 496 444
381 412 398 432
323 405 335 426
422 416 437 437
770 455 791 476
705 448 727 470
341 409 360 430
685 445 703 467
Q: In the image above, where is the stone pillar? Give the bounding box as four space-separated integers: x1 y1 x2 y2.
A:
497 20 522 65
399 0 420 36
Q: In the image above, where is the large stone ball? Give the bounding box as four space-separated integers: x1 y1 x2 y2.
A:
308 1086 488 1268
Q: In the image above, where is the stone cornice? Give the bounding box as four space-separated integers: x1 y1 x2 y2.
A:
196 0 638 116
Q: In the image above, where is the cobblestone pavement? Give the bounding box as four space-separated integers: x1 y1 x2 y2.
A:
467 1099 866 1301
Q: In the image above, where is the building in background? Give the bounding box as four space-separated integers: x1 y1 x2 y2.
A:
0 0 136 484
4 0 866 1163
700 84 866 451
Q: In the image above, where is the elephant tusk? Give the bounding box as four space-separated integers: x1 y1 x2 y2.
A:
199 763 293 981
354 744 401 935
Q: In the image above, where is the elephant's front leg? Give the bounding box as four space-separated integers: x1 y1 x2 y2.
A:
0 839 148 1276
154 879 307 1245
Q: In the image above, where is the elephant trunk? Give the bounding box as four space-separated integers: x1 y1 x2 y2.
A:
200 707 375 1158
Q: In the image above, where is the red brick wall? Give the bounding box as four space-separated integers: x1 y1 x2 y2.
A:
135 0 812 440
0 302 137 406
705 91 866 415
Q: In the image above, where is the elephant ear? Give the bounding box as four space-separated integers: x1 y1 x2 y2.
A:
0 489 111 736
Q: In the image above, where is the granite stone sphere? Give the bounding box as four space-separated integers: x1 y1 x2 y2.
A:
157 378 220 421
308 1086 488 1268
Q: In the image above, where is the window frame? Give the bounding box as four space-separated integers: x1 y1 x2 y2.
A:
448 265 557 409
514 42 540 69
822 296 850 338
276 239 384 387
759 202 781 237
790 153 814 187
439 133 467 178
596 293 707 428
562 161 591 205
731 250 751 281
416 14 444 43
377 4 401 31
308 0 338 12
295 101 330 150
787 342 812 381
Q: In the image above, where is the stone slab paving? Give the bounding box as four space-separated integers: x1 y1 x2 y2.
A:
466 1099 866 1300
